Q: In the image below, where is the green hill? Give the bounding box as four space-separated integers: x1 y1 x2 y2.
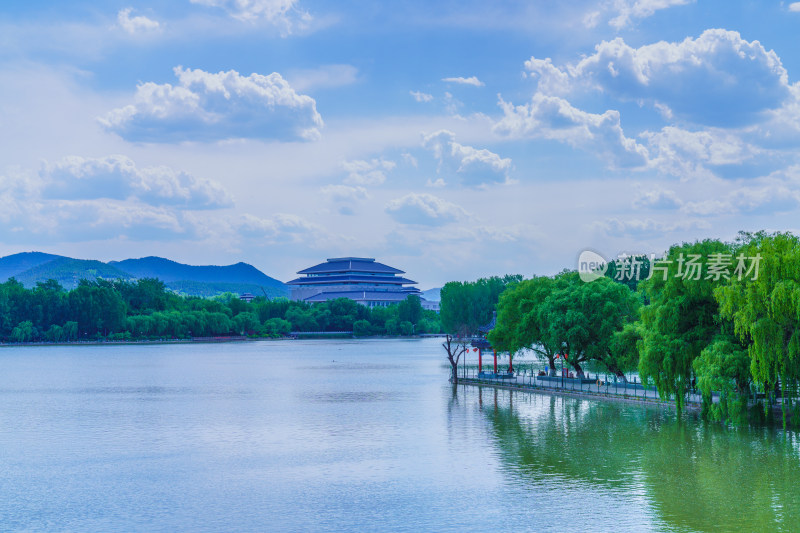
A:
0 252 288 298
13 257 133 289
0 252 65 282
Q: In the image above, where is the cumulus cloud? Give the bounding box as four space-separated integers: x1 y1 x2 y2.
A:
609 0 693 29
99 66 323 142
189 0 310 33
410 90 433 103
385 193 468 226
493 94 649 169
524 57 571 95
442 76 484 87
40 155 232 209
423 130 512 186
341 158 395 185
642 126 763 179
789 2 800 12
117 8 160 35
575 30 789 127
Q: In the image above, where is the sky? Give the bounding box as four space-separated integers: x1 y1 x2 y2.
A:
2 0 800 289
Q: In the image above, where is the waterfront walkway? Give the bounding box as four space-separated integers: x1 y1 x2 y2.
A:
457 370 704 410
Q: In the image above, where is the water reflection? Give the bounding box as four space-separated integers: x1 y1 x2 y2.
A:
465 385 800 532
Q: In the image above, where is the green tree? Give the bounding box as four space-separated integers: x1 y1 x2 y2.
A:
638 239 731 414
440 276 518 336
233 311 259 335
693 334 751 423
398 295 423 326
715 231 800 427
540 273 639 379
489 276 560 376
353 319 372 337
11 320 36 343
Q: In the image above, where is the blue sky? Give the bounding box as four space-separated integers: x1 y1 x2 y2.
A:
2 0 800 288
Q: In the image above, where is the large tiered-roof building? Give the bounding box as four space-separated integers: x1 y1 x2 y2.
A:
287 257 438 311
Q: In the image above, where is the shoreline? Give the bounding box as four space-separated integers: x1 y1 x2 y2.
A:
0 334 442 348
457 376 701 411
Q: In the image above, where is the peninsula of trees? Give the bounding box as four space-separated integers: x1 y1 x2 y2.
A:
438 231 800 428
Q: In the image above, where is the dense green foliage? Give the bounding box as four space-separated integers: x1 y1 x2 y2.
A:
486 231 800 427
439 275 521 336
0 278 440 342
636 239 733 413
490 272 640 379
715 232 800 427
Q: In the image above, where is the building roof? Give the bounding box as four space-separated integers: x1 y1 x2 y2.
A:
286 274 417 286
304 290 421 303
297 257 404 275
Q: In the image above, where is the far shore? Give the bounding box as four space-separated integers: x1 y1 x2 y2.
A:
0 334 445 348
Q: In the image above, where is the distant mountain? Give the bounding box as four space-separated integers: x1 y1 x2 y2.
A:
12 257 133 289
420 287 441 302
110 256 286 290
0 252 65 282
0 252 288 298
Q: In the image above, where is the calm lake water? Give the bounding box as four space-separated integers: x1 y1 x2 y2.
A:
1 338 799 532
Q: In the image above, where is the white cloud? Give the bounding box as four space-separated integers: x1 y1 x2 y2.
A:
341 158 396 185
572 30 790 127
410 90 434 103
524 30 791 128
117 8 160 35
494 94 649 169
426 178 446 188
234 213 330 245
524 57 571 95
286 64 358 92
632 188 682 210
442 76 484 87
99 66 323 143
789 2 800 12
423 129 512 186
609 0 694 29
189 0 310 33
641 126 762 179
321 184 368 215
40 155 233 209
386 193 468 226
600 217 710 238
685 184 799 216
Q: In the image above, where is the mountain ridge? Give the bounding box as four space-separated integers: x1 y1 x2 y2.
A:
0 253 288 297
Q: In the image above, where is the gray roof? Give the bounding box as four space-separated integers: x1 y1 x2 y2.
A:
297 257 404 275
287 274 417 286
304 290 420 303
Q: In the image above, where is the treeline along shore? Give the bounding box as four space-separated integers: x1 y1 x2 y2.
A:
438 231 800 429
0 277 442 345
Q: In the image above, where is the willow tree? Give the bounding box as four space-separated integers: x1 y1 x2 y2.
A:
541 272 640 379
488 276 559 375
638 239 730 414
715 231 800 428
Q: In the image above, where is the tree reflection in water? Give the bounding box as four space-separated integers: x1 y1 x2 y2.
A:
459 385 800 532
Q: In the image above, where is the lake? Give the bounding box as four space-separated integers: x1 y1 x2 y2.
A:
1 338 798 532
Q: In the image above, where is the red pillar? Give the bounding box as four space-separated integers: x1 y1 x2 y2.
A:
493 349 497 373
509 353 513 373
478 348 482 373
